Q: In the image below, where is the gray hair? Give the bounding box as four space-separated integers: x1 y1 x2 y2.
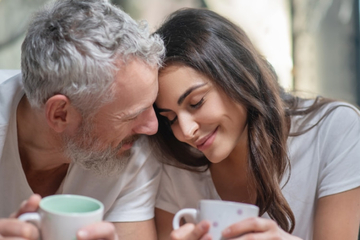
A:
21 0 164 113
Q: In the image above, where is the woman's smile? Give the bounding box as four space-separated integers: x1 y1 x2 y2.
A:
196 126 218 151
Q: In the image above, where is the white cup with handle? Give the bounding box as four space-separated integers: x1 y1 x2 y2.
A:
18 194 104 240
173 199 259 240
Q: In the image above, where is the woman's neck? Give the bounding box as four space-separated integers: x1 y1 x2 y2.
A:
209 124 257 204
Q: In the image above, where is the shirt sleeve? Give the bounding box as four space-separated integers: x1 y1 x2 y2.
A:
317 104 360 198
155 164 182 214
104 138 162 222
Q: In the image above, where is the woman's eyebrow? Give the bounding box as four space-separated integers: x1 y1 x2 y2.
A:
177 83 207 105
156 108 171 113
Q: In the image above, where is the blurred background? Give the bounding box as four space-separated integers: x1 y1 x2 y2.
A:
0 0 358 105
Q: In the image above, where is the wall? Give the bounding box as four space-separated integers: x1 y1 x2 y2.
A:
292 0 357 104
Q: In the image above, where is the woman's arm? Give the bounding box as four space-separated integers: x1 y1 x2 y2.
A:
221 188 360 240
314 187 360 240
155 208 174 240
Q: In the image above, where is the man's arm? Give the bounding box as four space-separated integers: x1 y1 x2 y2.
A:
0 194 40 240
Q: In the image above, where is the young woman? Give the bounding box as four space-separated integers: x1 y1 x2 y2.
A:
152 8 360 240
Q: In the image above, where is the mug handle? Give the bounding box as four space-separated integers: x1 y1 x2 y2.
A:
18 212 41 228
172 208 197 229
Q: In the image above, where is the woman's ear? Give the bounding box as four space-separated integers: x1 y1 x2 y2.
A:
44 95 81 133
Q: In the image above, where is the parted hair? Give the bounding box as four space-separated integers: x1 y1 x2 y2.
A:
151 8 338 233
21 0 164 113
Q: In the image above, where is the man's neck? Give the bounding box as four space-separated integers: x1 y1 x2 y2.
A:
16 95 71 197
16 95 71 171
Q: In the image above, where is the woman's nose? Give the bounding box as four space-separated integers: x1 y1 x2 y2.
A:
177 114 199 141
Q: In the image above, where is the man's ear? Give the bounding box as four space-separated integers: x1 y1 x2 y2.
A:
45 95 81 133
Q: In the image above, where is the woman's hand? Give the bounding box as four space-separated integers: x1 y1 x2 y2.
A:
222 217 302 240
170 220 211 240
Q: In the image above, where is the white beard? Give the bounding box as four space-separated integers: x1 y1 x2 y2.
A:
62 118 136 177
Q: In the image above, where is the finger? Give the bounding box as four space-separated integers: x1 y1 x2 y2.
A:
234 232 270 240
171 221 210 240
0 219 39 240
10 194 41 218
235 229 288 240
0 237 31 240
77 221 117 240
0 236 35 240
199 233 212 240
222 217 277 238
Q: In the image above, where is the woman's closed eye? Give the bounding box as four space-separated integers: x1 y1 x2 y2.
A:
190 97 204 109
159 112 177 125
169 116 178 125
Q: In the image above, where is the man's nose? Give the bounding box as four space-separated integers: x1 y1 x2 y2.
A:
133 107 158 136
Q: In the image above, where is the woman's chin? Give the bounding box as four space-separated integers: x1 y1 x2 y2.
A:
205 153 227 164
204 146 233 164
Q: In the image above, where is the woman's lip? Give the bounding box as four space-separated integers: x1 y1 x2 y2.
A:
196 127 218 151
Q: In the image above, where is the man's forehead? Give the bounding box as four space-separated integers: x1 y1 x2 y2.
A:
114 59 158 88
108 59 158 119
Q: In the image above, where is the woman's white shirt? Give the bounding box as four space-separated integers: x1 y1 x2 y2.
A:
156 101 360 240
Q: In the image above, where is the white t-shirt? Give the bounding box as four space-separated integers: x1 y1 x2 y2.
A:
156 100 360 240
0 72 162 222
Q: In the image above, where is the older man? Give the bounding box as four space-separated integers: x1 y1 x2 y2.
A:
0 0 164 239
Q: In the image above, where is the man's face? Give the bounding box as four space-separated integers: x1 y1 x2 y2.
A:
64 58 159 176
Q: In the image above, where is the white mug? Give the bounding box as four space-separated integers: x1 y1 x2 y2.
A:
173 200 259 240
18 194 104 240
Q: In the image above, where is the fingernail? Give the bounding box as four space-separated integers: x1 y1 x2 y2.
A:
199 221 208 230
222 228 231 236
200 236 211 240
173 231 185 239
20 200 27 208
22 225 32 238
77 230 88 239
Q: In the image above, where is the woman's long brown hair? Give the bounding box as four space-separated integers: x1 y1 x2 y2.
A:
151 8 341 233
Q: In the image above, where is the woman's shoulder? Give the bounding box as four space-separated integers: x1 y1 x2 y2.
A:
290 99 360 132
286 100 360 199
318 100 359 114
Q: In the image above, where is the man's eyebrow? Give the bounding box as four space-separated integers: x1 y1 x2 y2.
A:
121 106 149 120
177 83 207 105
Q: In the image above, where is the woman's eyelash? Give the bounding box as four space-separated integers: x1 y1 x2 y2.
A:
166 97 205 125
169 116 178 125
190 98 204 108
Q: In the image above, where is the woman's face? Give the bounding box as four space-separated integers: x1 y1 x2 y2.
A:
155 64 248 163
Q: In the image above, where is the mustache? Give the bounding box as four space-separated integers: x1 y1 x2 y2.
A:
120 135 140 147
